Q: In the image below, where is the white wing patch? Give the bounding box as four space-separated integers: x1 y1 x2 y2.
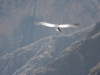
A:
37 22 55 27
58 24 76 28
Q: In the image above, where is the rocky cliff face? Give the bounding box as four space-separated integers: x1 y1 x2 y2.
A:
32 22 100 75
88 62 100 75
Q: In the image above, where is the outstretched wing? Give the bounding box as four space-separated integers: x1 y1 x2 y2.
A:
58 23 80 28
36 22 55 27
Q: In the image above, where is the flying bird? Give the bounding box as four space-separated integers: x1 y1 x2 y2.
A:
36 22 80 32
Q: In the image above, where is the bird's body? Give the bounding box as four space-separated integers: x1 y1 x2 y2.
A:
36 22 80 32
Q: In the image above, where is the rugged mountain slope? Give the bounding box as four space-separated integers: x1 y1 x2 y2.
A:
0 35 12 57
0 28 87 75
32 22 100 75
88 62 100 75
0 22 96 75
12 24 95 75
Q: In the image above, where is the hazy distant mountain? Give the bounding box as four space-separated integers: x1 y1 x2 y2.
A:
0 0 100 49
32 21 100 75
